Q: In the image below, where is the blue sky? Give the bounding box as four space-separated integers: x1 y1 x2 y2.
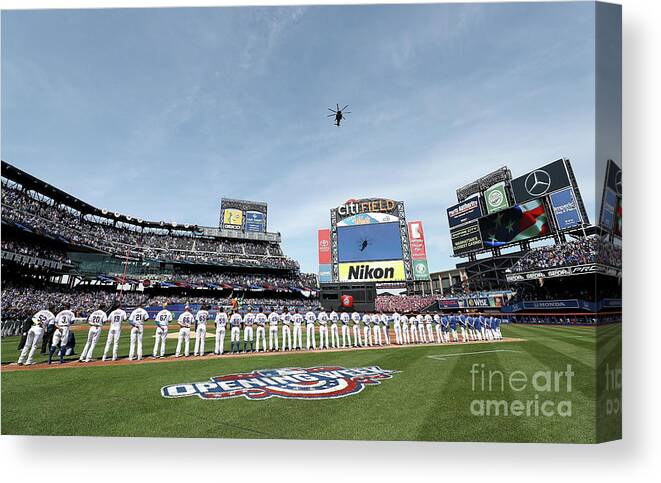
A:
1 2 597 274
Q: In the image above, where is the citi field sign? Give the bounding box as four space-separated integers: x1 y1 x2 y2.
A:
161 366 399 400
336 198 398 218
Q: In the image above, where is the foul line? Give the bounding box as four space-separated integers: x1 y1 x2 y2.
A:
427 349 523 361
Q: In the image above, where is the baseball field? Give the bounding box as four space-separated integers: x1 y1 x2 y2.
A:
0 323 621 443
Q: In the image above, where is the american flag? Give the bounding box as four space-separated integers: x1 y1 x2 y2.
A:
481 199 549 247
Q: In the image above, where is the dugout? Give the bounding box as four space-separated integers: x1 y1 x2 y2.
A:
319 283 376 312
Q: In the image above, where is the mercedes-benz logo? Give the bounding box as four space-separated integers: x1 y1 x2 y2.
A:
615 170 622 195
524 169 552 196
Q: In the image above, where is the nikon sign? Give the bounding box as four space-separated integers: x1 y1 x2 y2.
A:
338 260 406 282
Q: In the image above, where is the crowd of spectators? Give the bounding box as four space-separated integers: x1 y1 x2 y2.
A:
510 236 621 274
1 183 297 269
1 239 72 264
1 283 148 322
375 295 438 313
142 270 319 290
0 281 321 325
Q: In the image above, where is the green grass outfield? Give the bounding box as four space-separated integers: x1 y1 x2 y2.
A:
1 324 621 442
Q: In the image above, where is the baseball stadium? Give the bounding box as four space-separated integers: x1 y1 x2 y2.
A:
0 157 621 442
1 3 623 444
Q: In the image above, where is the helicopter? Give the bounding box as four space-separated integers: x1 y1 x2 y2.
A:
327 104 350 127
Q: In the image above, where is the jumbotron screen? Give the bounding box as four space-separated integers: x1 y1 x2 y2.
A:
337 222 403 263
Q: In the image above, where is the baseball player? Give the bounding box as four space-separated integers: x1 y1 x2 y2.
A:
214 308 228 354
17 306 55 365
153 303 172 358
392 311 402 345
474 314 484 341
458 313 468 342
229 310 242 353
79 306 107 362
305 309 317 350
255 307 267 352
409 313 418 343
380 312 391 345
371 313 382 346
128 303 149 360
467 314 476 340
194 305 209 356
483 315 492 340
103 304 127 361
441 314 451 343
434 313 443 343
400 314 409 344
417 314 428 343
242 307 255 352
351 311 362 347
424 313 434 343
318 309 329 349
49 303 75 364
281 307 293 351
449 313 459 342
494 316 502 340
175 305 194 357
268 307 280 351
362 312 373 347
329 310 340 348
339 311 351 348
292 308 303 350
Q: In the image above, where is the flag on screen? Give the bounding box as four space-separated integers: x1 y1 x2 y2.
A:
482 199 549 247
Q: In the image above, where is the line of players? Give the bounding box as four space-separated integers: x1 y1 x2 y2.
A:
15 303 504 365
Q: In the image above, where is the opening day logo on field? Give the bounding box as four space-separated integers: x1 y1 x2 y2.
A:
161 366 399 401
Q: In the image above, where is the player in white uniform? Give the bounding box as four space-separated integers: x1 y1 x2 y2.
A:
371 313 382 346
243 307 255 352
292 308 303 350
351 311 362 347
80 307 107 362
103 304 127 361
339 311 351 348
409 314 418 343
424 314 434 343
128 304 149 360
362 313 373 347
214 308 228 354
329 310 340 349
255 307 267 352
175 306 194 357
229 310 242 353
434 314 443 343
401 314 410 344
318 310 329 349
49 303 75 364
305 310 317 350
380 312 391 345
194 305 209 356
280 307 292 351
267 308 280 351
18 307 55 365
392 311 402 345
153 304 173 358
418 314 428 343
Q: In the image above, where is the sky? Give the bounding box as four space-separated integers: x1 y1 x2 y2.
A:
1 2 598 274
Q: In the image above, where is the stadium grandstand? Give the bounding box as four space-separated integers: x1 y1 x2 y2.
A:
1 160 320 334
